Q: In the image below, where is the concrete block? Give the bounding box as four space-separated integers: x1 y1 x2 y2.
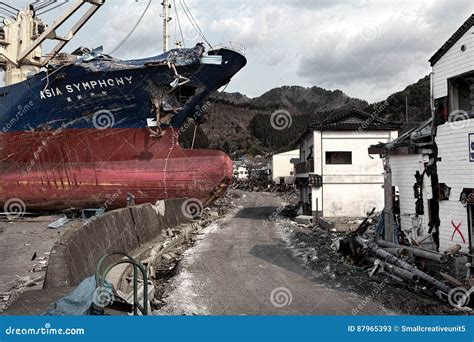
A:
295 215 313 225
44 198 190 289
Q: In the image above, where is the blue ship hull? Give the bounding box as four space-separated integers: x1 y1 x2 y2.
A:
0 47 246 131
0 47 246 211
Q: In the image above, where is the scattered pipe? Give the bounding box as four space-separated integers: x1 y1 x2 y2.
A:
368 257 420 283
382 247 413 260
384 263 420 283
444 244 461 256
357 237 452 294
376 239 449 263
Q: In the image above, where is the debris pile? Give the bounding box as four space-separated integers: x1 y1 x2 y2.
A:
230 178 293 193
105 192 238 314
332 212 471 308
277 206 471 314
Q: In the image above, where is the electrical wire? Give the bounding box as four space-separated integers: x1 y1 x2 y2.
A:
179 0 212 49
108 0 152 55
172 0 185 48
183 0 211 48
38 2 69 15
0 2 19 14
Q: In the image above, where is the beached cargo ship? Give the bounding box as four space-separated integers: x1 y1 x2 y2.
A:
0 0 246 211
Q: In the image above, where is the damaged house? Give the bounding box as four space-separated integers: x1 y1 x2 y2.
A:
371 14 474 256
361 16 474 300
294 108 399 230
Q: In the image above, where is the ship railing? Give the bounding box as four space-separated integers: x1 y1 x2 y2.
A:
211 42 246 56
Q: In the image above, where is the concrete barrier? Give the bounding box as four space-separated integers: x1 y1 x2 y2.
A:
44 199 188 289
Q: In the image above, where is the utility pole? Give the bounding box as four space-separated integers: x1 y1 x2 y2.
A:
384 159 395 242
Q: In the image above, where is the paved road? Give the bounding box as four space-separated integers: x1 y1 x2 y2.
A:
160 191 391 315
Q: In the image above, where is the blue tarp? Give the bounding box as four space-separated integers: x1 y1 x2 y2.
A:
45 276 110 316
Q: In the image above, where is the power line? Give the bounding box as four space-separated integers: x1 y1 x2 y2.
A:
172 0 185 48
179 0 212 49
108 0 152 55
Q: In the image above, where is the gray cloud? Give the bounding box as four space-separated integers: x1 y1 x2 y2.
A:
296 0 474 100
2 0 474 103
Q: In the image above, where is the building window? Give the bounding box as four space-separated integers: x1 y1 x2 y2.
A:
326 151 352 164
448 74 473 114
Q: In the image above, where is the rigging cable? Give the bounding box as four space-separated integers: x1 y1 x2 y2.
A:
179 0 212 49
182 0 211 48
108 0 152 55
172 0 185 48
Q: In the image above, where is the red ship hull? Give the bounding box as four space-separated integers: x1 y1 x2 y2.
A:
0 128 232 211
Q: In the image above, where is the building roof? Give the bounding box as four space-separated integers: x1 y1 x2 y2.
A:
368 118 433 155
272 149 299 157
429 14 474 66
295 107 401 145
309 107 400 131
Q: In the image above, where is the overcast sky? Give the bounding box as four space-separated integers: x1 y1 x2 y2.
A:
6 0 474 102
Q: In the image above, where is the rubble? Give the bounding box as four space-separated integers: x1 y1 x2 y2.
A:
230 178 292 192
106 192 238 314
355 236 453 295
48 216 68 229
294 215 313 225
274 203 471 314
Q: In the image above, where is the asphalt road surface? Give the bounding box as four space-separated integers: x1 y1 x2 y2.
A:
159 191 391 315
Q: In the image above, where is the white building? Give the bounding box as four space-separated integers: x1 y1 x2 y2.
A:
372 14 474 254
233 164 249 179
271 149 299 185
295 108 399 223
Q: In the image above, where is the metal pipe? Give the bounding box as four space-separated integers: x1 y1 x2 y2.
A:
384 263 420 283
357 237 452 294
368 257 419 283
376 239 449 263
382 247 413 260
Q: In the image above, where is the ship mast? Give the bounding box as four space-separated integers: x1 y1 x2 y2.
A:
162 0 171 52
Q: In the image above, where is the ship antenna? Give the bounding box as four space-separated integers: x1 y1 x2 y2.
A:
162 0 171 52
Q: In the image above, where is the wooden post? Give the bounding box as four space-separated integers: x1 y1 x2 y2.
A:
384 159 394 242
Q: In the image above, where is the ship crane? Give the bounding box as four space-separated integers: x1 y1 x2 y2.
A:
0 0 104 86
